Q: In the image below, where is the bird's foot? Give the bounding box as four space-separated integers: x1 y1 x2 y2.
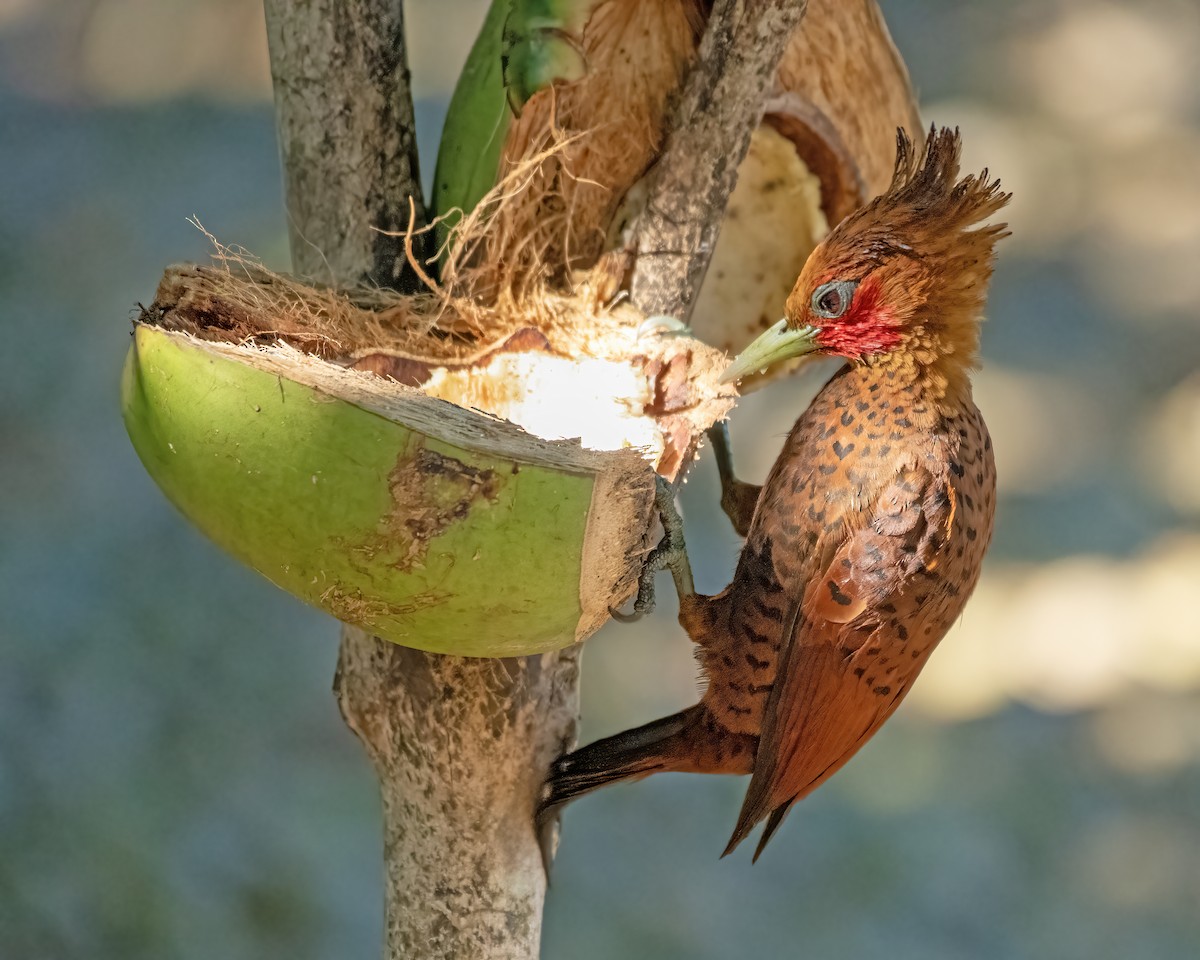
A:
610 476 695 623
636 314 694 341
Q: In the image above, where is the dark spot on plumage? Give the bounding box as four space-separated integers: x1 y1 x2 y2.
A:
977 470 985 484
819 463 838 475
853 667 865 678
867 411 877 421
833 440 855 459
856 400 870 412
867 646 881 655
984 435 992 451
841 411 855 427
722 654 735 667
742 624 773 645
874 685 891 696
893 406 905 415
957 546 965 558
727 680 743 693
915 594 928 605
912 650 920 658
853 424 864 437
727 704 752 717
751 597 784 623
808 504 826 523
869 383 879 392
897 625 908 641
746 651 771 670
949 461 965 477
963 493 975 510
860 444 872 455
888 431 904 441
807 531 819 547
966 526 978 541
895 418 913 429
748 683 774 696
879 444 892 456
880 602 897 614
827 580 854 606
886 369 896 380
818 423 837 439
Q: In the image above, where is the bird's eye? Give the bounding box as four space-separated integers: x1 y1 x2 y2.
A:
811 280 859 320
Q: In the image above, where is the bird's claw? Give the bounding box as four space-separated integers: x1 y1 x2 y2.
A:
610 476 695 624
637 315 694 341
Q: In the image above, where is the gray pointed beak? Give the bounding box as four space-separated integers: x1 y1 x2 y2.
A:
719 320 822 384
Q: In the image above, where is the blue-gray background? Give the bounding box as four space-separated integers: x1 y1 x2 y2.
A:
3 1 1200 957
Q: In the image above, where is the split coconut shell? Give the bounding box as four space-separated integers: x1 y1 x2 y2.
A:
123 262 732 656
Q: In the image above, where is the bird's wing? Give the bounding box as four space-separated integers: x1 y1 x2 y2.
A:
725 462 956 859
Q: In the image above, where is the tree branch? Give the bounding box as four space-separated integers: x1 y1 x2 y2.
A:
264 0 428 290
629 0 811 319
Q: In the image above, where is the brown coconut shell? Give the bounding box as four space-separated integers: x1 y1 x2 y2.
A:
468 0 703 300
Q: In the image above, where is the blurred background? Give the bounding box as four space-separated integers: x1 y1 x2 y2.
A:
2 0 1199 957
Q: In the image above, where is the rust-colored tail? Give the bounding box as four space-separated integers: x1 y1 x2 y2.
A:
537 706 704 827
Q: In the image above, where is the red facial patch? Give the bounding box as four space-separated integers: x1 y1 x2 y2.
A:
814 275 902 358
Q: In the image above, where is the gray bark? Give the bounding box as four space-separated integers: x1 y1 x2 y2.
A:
264 0 428 289
629 0 811 319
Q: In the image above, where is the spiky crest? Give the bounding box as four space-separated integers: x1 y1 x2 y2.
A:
786 126 1011 404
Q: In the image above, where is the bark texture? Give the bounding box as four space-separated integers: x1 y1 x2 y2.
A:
629 0 811 318
264 0 427 290
264 2 578 957
335 643 580 959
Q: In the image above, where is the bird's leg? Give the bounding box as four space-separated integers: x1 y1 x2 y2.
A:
708 422 761 538
611 476 695 623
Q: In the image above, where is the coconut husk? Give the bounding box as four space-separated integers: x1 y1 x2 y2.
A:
143 219 733 481
467 0 702 300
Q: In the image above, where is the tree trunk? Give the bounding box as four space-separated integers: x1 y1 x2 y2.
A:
262 0 808 958
629 0 811 318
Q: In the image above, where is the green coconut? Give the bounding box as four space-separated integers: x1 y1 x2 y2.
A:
121 324 656 657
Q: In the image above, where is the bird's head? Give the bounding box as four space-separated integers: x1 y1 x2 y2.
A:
721 126 1010 399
